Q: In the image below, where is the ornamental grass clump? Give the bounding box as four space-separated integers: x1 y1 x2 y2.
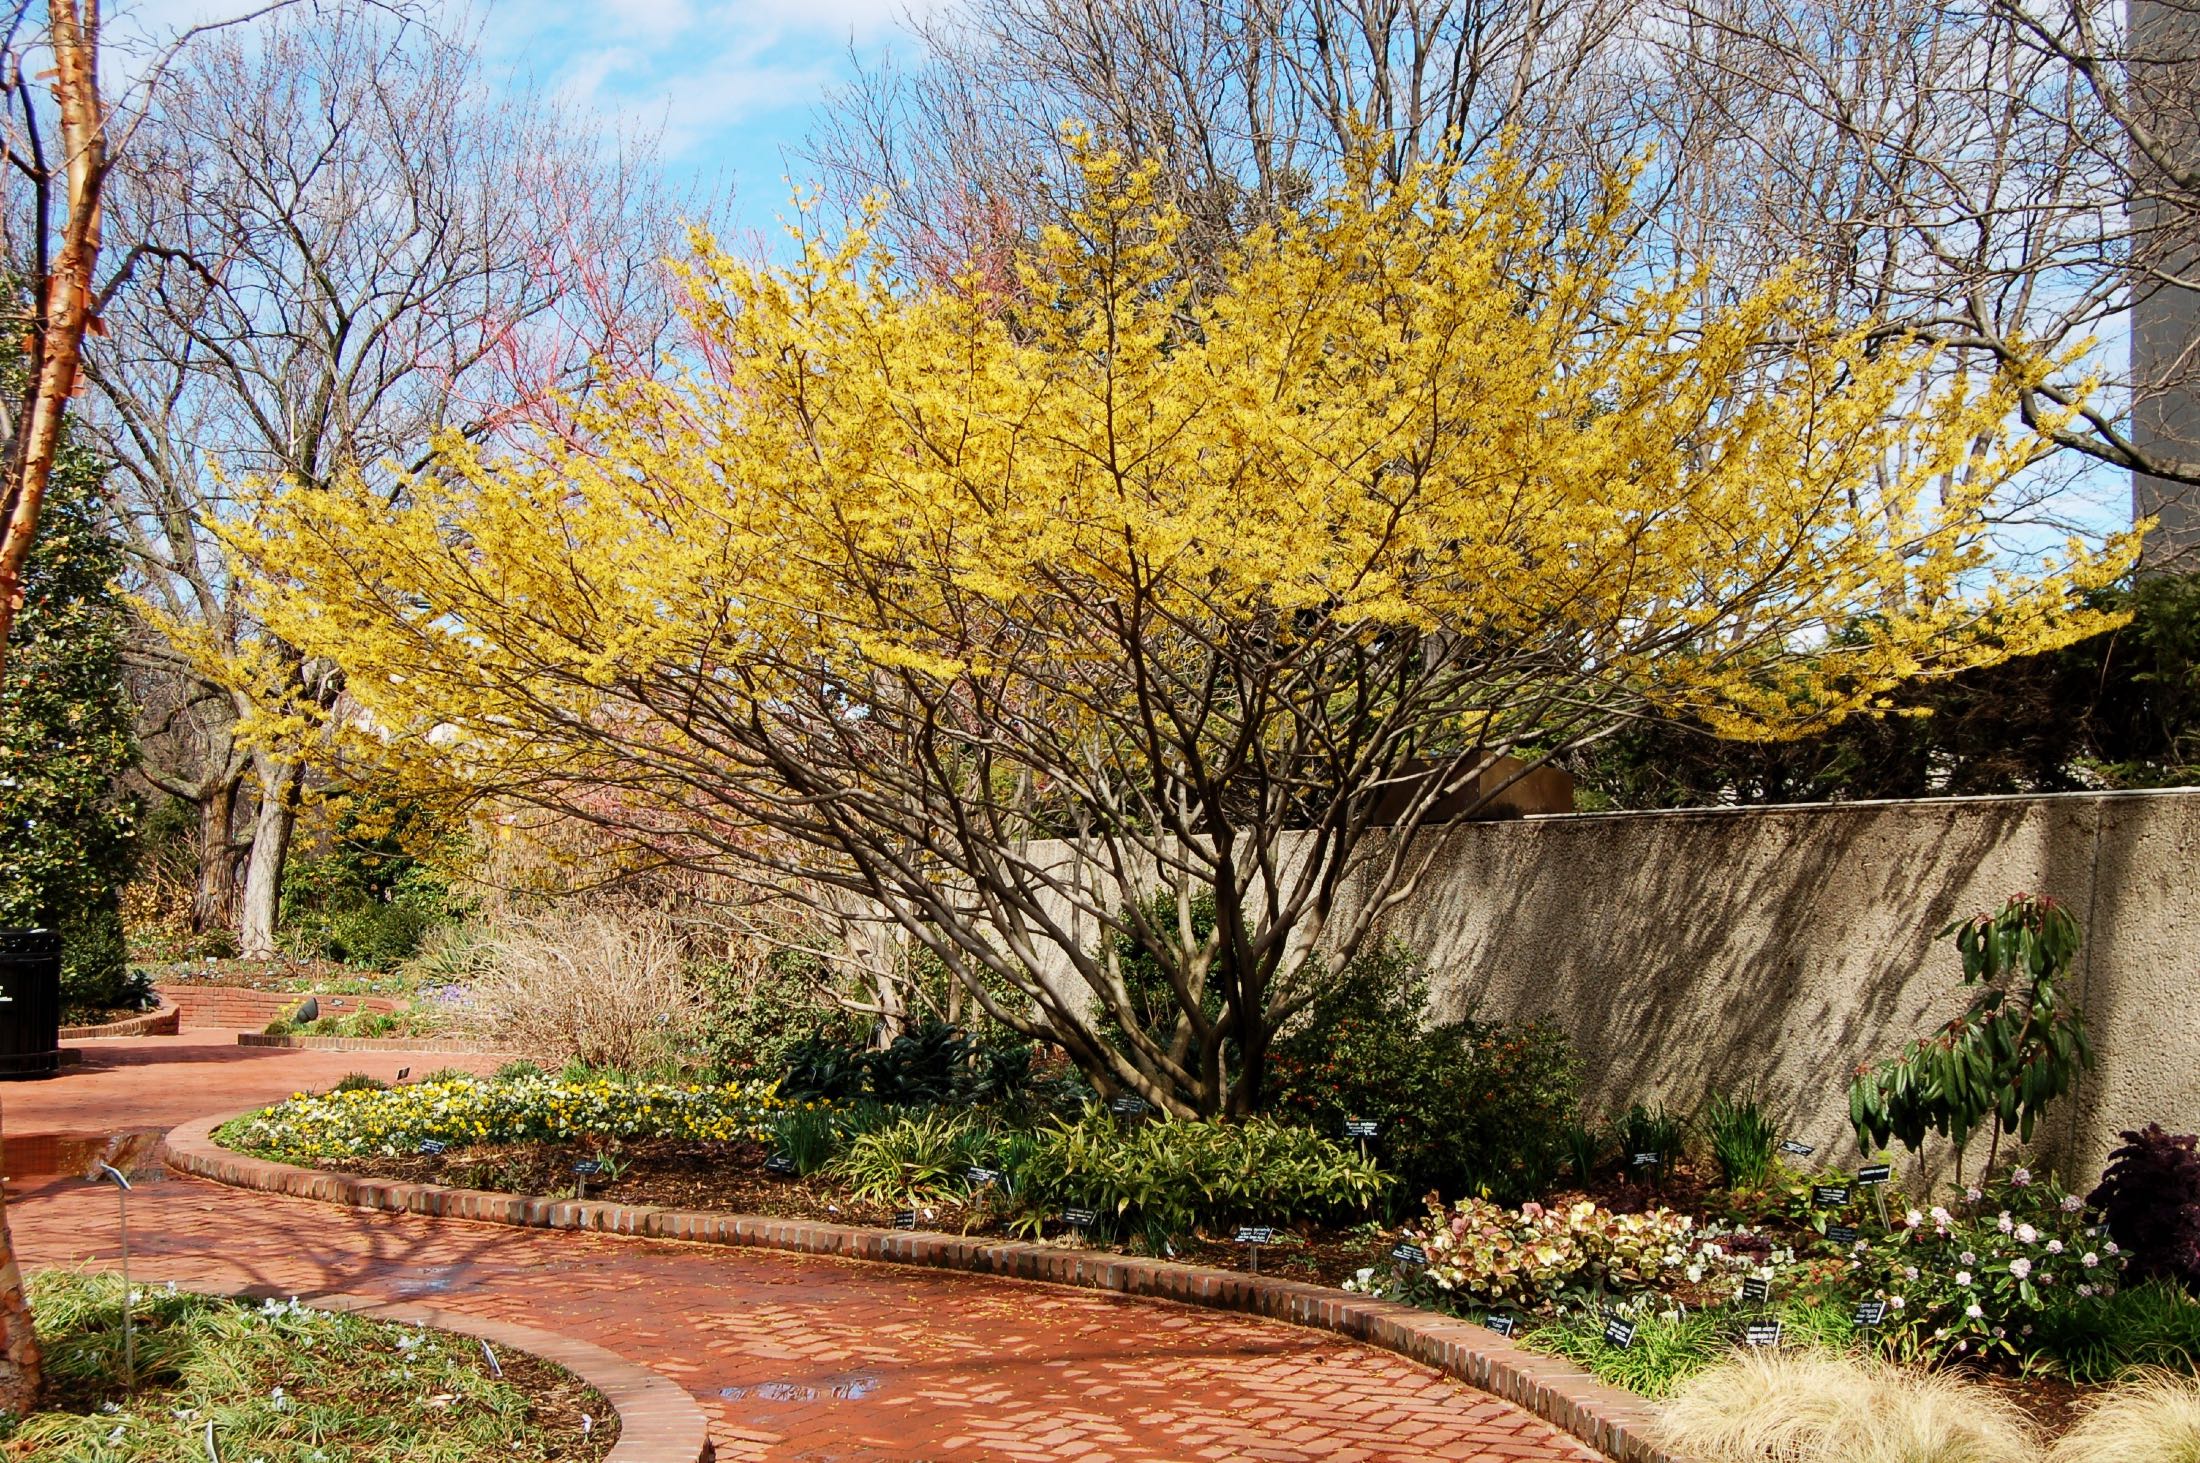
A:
833 1110 985 1205
1653 1350 2037 1463
2047 1370 2200 1463
227 1072 794 1160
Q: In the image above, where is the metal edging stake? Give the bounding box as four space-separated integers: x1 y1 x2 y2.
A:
95 1162 135 1387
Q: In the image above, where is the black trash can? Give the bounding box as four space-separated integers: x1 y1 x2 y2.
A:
0 929 61 1080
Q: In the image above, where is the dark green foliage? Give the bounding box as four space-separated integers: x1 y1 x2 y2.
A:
1265 941 1581 1204
1564 572 2200 807
777 1017 1042 1108
492 1059 544 1081
1093 888 1230 1105
1703 1092 1778 1190
1561 1121 1603 1183
868 1018 984 1105
1849 894 2091 1156
768 1106 845 1176
332 1073 388 1093
779 1030 872 1101
0 437 135 1015
692 944 854 1072
2030 1278 2200 1383
1614 1102 1689 1183
2090 1125 2200 1290
278 794 466 969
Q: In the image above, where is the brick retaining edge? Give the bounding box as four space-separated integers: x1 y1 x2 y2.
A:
236 1032 511 1054
59 1001 181 1041
122 1274 712 1463
167 1109 1685 1463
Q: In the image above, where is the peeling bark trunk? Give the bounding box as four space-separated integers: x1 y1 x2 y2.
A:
238 760 301 959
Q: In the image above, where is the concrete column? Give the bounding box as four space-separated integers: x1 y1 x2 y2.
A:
2132 0 2200 567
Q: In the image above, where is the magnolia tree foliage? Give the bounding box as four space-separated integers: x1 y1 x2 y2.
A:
0 439 134 1013
224 147 2134 1116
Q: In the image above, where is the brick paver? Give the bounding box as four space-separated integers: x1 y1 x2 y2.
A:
12 1035 1604 1463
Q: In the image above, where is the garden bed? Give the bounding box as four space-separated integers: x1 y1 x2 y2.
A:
143 958 419 996
279 1134 2144 1431
58 1001 178 1040
302 1134 1398 1283
5 1271 614 1462
214 1074 2200 1445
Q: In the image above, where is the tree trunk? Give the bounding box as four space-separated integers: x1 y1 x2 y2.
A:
191 774 242 933
238 760 301 959
0 1154 37 1415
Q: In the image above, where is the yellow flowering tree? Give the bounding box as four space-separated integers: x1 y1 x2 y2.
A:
222 146 2135 1116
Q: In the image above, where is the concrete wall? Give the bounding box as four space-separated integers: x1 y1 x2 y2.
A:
1349 789 2200 1180
1017 790 2199 1181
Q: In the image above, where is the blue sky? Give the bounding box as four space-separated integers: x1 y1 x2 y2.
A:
469 0 942 237
117 0 943 241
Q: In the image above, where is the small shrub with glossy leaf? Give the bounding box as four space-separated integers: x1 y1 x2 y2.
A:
1265 939 1580 1203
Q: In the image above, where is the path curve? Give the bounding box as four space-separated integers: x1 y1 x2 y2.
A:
14 1033 1611 1463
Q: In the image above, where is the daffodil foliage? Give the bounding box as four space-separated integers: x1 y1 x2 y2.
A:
223 145 2135 1116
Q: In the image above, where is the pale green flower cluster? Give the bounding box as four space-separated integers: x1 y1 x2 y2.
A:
230 1074 792 1160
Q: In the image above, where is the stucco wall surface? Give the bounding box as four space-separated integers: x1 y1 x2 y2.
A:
1347 789 2200 1178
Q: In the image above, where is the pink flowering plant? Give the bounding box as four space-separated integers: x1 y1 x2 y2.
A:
1346 1195 1756 1311
1841 1168 2125 1364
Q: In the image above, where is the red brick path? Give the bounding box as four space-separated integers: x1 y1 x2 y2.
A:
13 1035 1604 1463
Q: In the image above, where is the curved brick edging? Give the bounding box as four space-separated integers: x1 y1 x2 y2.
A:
60 1000 180 1041
126 1278 711 1463
237 1032 507 1054
168 1109 1682 1463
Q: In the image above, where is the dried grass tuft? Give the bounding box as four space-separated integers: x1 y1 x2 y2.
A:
1652 1350 2040 1463
2047 1369 2200 1463
463 907 698 1071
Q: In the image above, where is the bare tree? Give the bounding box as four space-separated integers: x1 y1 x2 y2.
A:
90 2 682 954
811 0 2200 554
